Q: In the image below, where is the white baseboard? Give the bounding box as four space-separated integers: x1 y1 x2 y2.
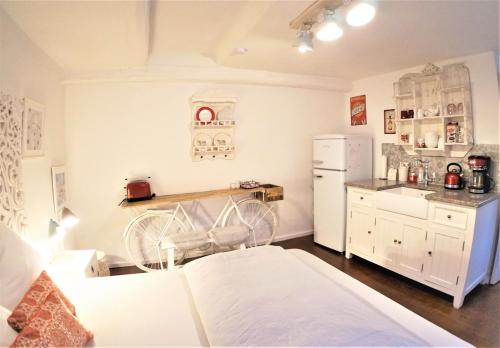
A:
108 230 314 268
273 230 313 242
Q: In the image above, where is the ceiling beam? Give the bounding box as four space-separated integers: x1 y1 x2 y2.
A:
289 0 344 30
212 1 272 65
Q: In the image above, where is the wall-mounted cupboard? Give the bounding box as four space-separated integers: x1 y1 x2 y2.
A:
394 63 473 157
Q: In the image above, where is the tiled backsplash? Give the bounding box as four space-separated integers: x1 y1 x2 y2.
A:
381 143 499 188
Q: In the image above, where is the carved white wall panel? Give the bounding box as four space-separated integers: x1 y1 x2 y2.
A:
0 92 26 233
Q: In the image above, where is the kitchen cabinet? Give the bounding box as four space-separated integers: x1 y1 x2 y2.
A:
346 186 499 308
424 225 464 289
348 206 374 257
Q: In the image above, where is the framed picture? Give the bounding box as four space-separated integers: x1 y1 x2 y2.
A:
51 166 67 218
384 109 396 134
350 95 367 126
22 98 44 157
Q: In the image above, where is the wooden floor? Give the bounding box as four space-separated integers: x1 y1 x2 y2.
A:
111 235 500 347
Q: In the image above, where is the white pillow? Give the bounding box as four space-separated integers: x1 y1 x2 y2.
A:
0 223 43 310
0 306 17 347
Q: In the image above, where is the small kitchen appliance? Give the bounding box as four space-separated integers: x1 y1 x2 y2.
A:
126 178 155 202
444 163 464 190
468 156 494 194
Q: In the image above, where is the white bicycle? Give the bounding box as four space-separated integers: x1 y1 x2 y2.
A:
124 195 277 272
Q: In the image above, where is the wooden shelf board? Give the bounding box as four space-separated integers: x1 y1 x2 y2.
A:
121 186 269 208
396 118 413 122
414 147 444 151
441 86 468 92
394 94 413 99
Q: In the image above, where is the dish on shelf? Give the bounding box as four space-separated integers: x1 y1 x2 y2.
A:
196 106 216 122
193 133 212 147
213 132 232 146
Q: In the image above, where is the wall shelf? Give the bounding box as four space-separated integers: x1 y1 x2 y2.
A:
394 63 473 157
190 96 237 161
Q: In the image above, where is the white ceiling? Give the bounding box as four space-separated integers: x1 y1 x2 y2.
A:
1 0 498 80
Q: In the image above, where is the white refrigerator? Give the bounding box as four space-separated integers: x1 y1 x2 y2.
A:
313 134 372 252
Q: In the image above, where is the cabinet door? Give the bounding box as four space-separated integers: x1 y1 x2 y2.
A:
397 223 427 278
348 207 374 256
424 226 465 289
373 213 399 268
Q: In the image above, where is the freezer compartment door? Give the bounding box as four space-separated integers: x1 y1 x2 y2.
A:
313 169 346 252
313 139 346 170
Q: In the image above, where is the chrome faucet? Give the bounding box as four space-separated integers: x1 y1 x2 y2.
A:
422 160 433 186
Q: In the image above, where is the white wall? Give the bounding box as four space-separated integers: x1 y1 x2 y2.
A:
341 52 499 177
65 80 344 265
0 8 68 246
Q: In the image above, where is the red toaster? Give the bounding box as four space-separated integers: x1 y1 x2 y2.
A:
126 179 154 202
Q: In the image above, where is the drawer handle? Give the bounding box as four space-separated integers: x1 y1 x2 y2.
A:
360 196 364 200
428 251 432 256
447 215 452 219
91 266 94 273
367 230 372 234
398 240 402 245
393 239 397 243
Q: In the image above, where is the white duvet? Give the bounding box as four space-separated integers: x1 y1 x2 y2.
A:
184 246 428 347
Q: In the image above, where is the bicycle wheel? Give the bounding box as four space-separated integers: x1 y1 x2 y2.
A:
124 211 187 272
221 199 277 247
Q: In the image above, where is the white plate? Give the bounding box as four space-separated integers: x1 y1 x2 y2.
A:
193 133 212 147
213 133 232 146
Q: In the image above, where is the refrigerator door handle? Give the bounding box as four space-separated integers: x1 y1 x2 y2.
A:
314 175 323 178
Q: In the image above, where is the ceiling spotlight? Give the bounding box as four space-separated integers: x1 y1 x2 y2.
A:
346 2 376 27
296 26 314 53
316 9 343 42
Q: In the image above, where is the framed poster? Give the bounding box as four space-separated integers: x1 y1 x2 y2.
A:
350 95 367 126
22 98 44 157
384 109 396 134
51 166 67 218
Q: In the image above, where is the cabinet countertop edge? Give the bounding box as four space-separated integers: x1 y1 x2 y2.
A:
345 180 499 208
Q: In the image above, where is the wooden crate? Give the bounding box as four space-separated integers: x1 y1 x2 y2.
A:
254 184 283 202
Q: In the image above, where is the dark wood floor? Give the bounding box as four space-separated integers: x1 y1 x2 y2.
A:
111 235 500 347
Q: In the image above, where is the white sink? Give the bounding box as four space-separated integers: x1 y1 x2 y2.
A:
376 187 435 219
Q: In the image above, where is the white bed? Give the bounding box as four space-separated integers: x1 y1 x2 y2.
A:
55 246 469 347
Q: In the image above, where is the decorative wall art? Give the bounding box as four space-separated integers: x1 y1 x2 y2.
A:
350 95 367 126
0 91 27 233
22 98 44 157
51 166 67 218
384 109 396 134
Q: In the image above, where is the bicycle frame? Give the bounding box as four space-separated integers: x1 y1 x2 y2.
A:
155 195 253 245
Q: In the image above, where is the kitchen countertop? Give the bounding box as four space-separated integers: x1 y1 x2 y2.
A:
345 179 499 208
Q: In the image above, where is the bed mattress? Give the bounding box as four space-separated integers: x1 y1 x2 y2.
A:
58 269 208 347
60 246 469 347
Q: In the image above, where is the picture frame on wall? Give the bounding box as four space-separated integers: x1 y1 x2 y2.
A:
350 95 367 126
51 166 67 218
384 109 396 134
22 98 44 157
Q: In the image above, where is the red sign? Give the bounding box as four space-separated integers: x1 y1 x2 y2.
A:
350 95 367 126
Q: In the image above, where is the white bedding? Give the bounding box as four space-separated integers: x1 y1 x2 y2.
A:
52 246 469 347
58 270 208 347
183 246 469 347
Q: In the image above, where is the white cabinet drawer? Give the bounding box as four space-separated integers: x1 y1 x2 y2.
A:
431 204 469 230
350 189 375 207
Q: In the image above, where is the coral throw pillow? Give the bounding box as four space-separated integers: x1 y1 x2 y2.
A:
7 271 76 332
10 291 93 347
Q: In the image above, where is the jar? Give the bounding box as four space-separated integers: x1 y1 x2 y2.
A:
446 121 459 143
